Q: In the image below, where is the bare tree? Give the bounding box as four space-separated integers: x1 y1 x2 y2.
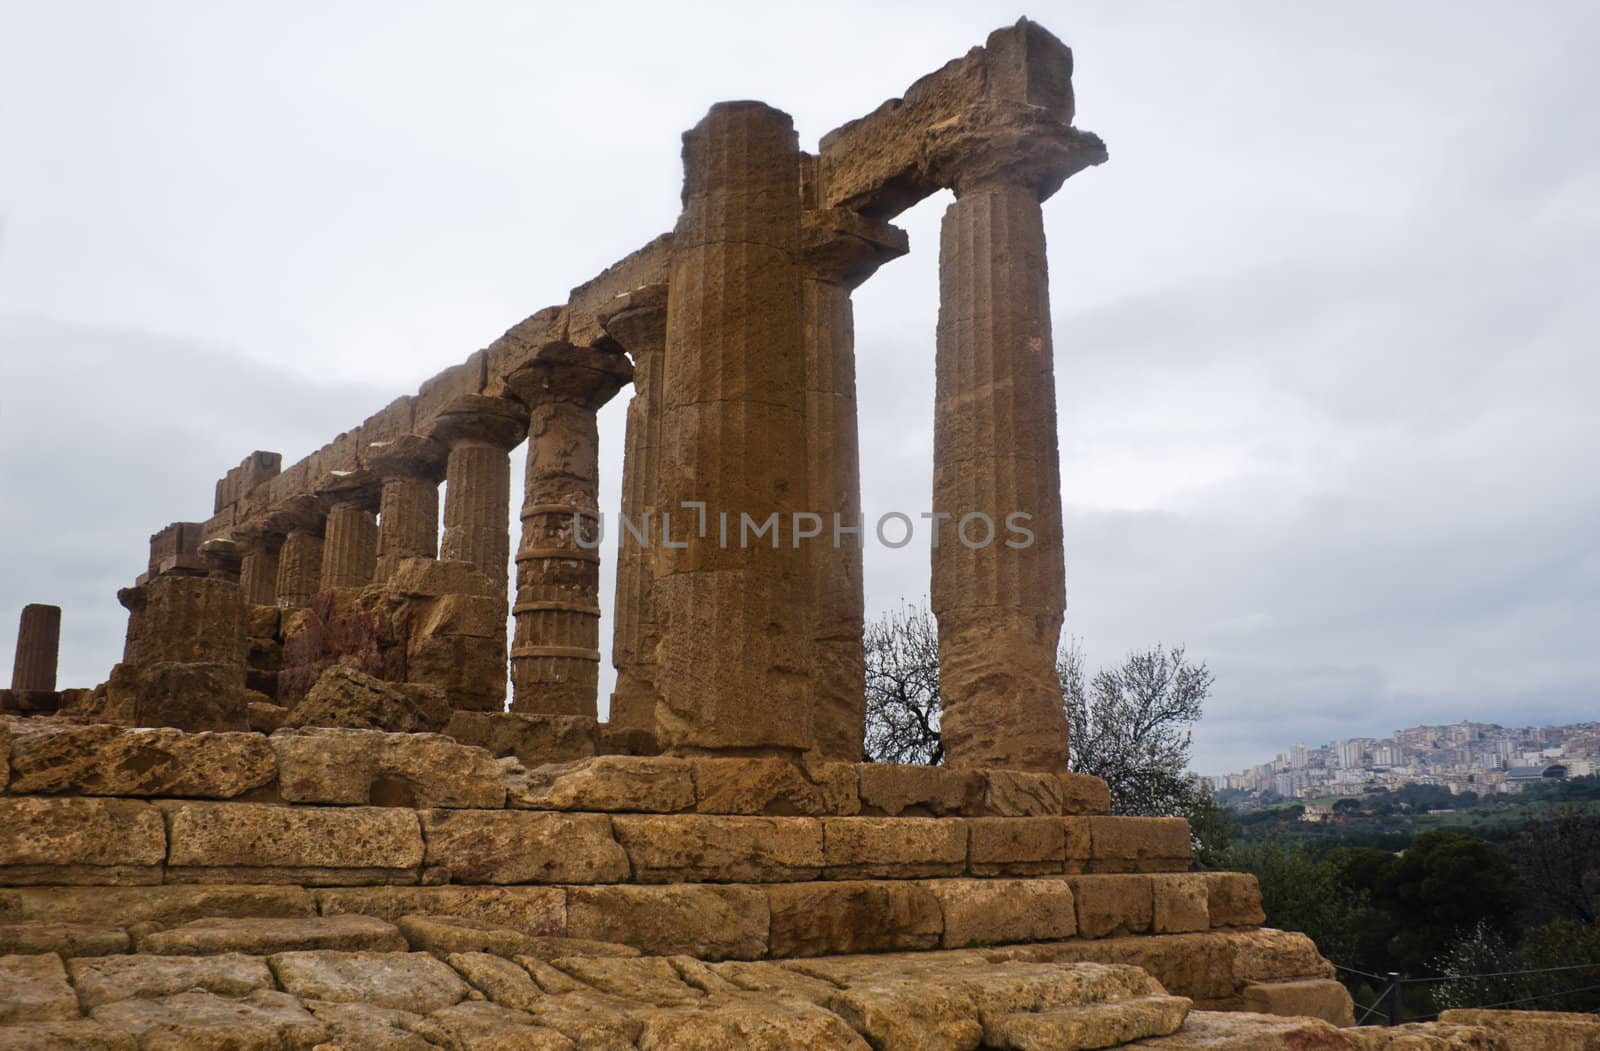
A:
862 602 943 765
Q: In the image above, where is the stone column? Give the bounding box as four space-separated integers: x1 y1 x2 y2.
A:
504 348 632 717
273 501 327 609
317 480 380 591
432 395 529 598
237 533 284 606
652 101 812 754
599 284 668 732
10 603 61 692
800 205 908 761
926 112 1102 771
367 435 446 584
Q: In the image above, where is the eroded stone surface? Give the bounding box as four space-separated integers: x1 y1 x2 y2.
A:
420 810 628 885
91 989 328 1050
166 802 423 881
315 886 565 935
285 665 451 734
614 814 824 882
567 885 769 960
68 953 274 1007
0 797 166 883
137 915 407 956
0 921 130 958
269 950 470 1013
6 725 275 799
272 727 504 808
507 756 694 813
0 953 79 1023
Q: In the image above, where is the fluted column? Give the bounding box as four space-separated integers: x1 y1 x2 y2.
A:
504 349 632 717
926 112 1103 771
10 603 61 692
367 435 446 583
274 504 327 609
432 396 529 598
237 533 283 606
652 101 812 754
800 206 908 761
319 498 379 590
599 284 668 732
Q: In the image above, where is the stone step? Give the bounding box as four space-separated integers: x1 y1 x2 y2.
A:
134 915 407 956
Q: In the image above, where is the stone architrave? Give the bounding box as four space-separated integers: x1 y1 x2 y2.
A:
366 435 446 584
799 202 908 761
504 347 632 718
651 101 813 754
598 284 668 733
10 604 61 693
431 395 530 598
925 102 1105 771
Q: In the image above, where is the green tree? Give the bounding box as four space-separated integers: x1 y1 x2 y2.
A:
1385 831 1518 975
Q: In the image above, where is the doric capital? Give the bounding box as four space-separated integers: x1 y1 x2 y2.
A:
598 284 669 364
801 208 909 290
425 394 530 450
923 102 1106 201
262 493 326 537
198 538 243 579
503 344 634 413
313 468 381 513
364 433 447 482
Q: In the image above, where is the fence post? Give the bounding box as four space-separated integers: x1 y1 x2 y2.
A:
1386 972 1404 1025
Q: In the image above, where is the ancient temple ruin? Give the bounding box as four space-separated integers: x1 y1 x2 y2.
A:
3 19 1591 1049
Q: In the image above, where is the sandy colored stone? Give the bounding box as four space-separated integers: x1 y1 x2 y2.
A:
1205 872 1267 928
1059 772 1113 815
1227 927 1336 983
1345 1023 1494 1050
398 914 550 957
420 810 628 885
522 987 650 1048
566 885 768 960
1438 1009 1600 1049
304 1000 433 1051
969 816 1067 875
613 815 824 882
507 756 694 813
1014 932 1243 1004
410 1000 573 1050
67 953 274 1007
1063 816 1094 870
857 764 984 816
0 718 10 791
516 937 641 962
444 711 598 765
0 1019 138 1049
0 921 129 957
988 994 1192 1050
270 950 469 1013
1152 874 1211 934
247 701 289 732
166 802 423 876
0 797 166 877
137 915 406 955
5 725 275 799
985 770 1065 816
1242 979 1355 1027
271 727 504 808
285 665 451 734
766 880 942 957
446 952 547 1009
1126 1009 1349 1048
692 757 847 816
1067 874 1154 939
0 953 79 1022
1089 816 1192 872
315 886 564 935
929 877 1076 948
820 816 967 877
0 885 315 929
90 989 328 1050
637 997 873 1050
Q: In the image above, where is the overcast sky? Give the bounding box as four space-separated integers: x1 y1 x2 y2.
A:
2 1 1595 773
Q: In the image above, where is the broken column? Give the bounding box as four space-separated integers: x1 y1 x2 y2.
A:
799 201 908 761
924 88 1106 770
652 101 813 753
504 347 631 717
367 435 446 584
104 570 248 731
272 499 327 609
10 603 61 692
432 395 529 597
600 284 669 732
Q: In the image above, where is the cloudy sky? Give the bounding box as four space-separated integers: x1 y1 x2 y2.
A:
3 1 1595 773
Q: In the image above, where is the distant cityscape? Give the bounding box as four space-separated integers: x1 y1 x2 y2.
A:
1207 720 1600 800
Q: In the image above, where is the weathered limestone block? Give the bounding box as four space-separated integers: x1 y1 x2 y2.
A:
693 757 855 816
137 915 407 955
985 769 1065 816
420 810 628 885
1013 932 1241 1004
397 914 566 958
100 660 249 734
1241 978 1356 1027
411 1001 573 1050
968 816 1067 875
766 881 942 957
122 573 246 668
271 727 504 808
820 816 967 878
613 815 824 882
1151 874 1211 934
987 995 1191 1050
67 953 275 1007
0 719 10 792
0 1020 138 1049
271 950 470 1013
444 711 598 765
301 1002 433 1051
0 885 314 929
445 951 548 1009
645 998 875 1050
857 763 984 817
1063 816 1094 871
1089 816 1192 873
1226 927 1336 984
0 954 80 1022
90 988 330 1048
1066 874 1154 939
0 797 165 885
928 877 1076 948
1204 873 1266 928
284 665 450 734
1438 1009 1600 1048
6 725 275 798
10 604 60 693
315 886 565 935
506 756 694 813
0 922 128 957
1130 1009 1347 1048
165 802 423 884
1060 772 1113 814
566 884 769 959
547 954 702 1006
